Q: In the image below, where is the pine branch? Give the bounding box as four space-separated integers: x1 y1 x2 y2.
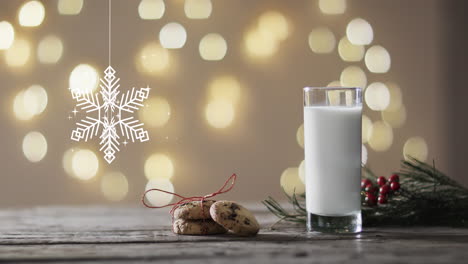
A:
263 158 468 227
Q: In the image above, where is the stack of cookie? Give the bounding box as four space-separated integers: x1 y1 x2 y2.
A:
172 200 260 236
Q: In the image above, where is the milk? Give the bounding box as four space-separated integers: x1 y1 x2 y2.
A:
304 106 362 216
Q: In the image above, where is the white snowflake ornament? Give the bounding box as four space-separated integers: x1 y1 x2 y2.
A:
70 66 150 164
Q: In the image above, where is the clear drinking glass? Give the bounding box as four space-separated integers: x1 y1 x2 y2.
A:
303 87 362 233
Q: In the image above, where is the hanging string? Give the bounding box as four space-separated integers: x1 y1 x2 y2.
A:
142 173 238 216
108 0 111 66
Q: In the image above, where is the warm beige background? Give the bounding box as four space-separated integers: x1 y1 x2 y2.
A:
0 0 462 207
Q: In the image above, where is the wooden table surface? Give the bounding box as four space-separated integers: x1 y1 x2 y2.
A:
1 205 467 263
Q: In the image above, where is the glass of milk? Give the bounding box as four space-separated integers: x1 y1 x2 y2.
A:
303 87 362 233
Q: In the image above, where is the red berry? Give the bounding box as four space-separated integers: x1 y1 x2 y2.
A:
361 179 372 189
365 193 377 206
377 176 387 186
389 174 399 182
379 184 390 195
390 181 400 191
365 185 378 194
378 195 387 204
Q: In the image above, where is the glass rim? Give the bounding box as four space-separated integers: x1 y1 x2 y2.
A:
303 87 362 92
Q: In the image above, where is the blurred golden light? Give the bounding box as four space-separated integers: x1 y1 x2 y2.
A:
362 144 368 165
69 64 99 93
138 0 165 20
18 1 45 27
258 11 289 41
308 27 336 54
385 82 403 111
184 0 212 19
137 42 170 74
139 97 171 128
199 33 227 61
101 171 129 202
145 178 174 206
338 36 364 62
244 29 278 58
280 167 305 196
319 0 346 15
22 131 47 163
340 66 367 88
327 80 341 87
365 45 391 73
362 115 373 144
403 137 428 162
58 0 83 15
208 75 241 103
13 91 33 121
62 148 75 177
382 105 406 128
159 23 187 49
346 18 373 45
368 121 393 152
37 35 63 64
23 85 48 116
365 82 390 111
5 37 31 67
205 99 235 129
297 124 304 148
0 21 15 50
145 153 174 180
298 160 305 183
71 149 99 180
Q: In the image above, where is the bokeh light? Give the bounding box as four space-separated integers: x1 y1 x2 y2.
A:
145 153 174 180
346 18 373 45
338 36 364 62
297 124 304 148
69 64 99 93
258 11 289 41
365 82 390 111
58 0 84 15
319 0 346 15
382 105 406 128
327 80 341 87
362 115 373 144
138 0 165 19
205 100 235 129
62 148 75 177
71 149 99 180
199 33 227 61
208 75 241 103
101 171 129 201
385 82 403 111
308 27 336 54
5 37 31 68
362 144 368 165
298 160 305 184
368 121 393 152
37 35 63 64
244 28 278 58
365 45 391 73
13 85 48 121
23 85 48 116
0 21 15 50
403 137 428 162
159 22 187 49
280 167 305 196
145 178 174 206
340 66 367 88
184 0 212 19
139 97 171 128
22 131 47 163
137 42 170 74
18 1 45 27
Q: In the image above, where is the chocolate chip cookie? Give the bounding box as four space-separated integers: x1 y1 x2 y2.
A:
172 218 228 235
173 200 215 220
210 200 260 236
